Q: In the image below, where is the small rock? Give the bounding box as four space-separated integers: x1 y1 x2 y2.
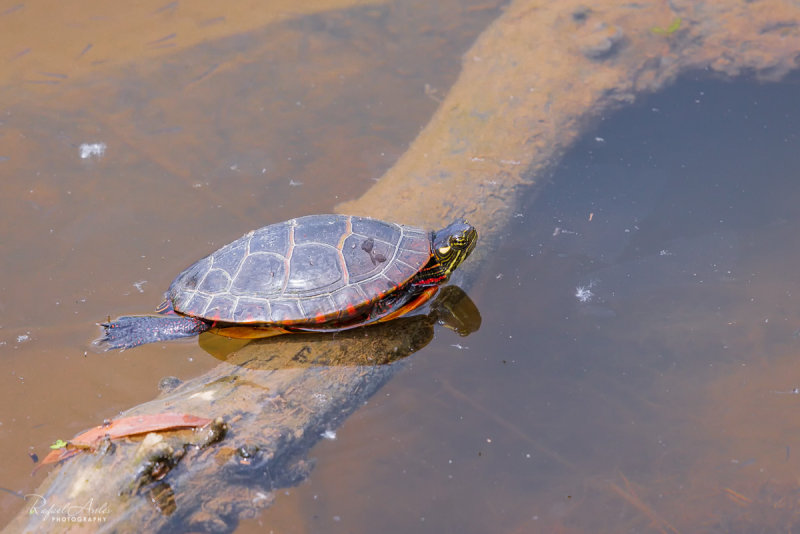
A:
158 376 182 393
572 6 591 22
579 22 625 60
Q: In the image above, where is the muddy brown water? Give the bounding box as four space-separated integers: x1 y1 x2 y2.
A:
4 1 800 533
0 0 503 528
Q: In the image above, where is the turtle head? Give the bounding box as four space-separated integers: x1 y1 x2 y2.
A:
432 219 478 277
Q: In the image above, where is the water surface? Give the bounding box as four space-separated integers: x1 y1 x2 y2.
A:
252 78 800 532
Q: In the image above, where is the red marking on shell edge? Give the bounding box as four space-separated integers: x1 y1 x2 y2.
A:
345 304 357 317
315 313 327 324
415 275 446 286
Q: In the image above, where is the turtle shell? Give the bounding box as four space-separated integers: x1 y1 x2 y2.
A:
165 215 433 325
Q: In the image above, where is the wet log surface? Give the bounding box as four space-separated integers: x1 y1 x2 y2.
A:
8 0 800 531
13 312 442 532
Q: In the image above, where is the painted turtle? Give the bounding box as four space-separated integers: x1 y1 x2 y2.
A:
96 214 477 350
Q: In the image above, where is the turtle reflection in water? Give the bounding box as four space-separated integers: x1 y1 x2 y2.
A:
199 284 482 364
96 215 477 350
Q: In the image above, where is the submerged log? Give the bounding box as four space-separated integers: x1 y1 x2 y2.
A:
12 311 444 532
8 0 800 531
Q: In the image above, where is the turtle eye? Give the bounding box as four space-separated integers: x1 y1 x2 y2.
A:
449 233 466 246
438 245 451 255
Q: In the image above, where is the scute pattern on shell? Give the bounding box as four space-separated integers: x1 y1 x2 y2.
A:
166 215 432 325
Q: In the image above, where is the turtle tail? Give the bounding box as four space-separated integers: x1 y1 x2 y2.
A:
93 315 211 351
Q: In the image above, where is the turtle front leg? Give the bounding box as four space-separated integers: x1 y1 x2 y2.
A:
372 286 439 324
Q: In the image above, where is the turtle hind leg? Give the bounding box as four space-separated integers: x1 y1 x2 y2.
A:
93 315 211 351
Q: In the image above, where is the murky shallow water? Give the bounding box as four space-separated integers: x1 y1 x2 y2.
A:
4 1 800 532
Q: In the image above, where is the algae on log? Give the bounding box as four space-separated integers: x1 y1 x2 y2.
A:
9 0 800 532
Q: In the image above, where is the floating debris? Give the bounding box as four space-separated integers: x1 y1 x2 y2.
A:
773 387 800 395
553 226 578 237
79 142 107 160
575 283 594 303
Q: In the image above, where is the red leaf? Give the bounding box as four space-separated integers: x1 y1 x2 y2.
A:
71 414 213 448
32 414 213 475
33 448 82 474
